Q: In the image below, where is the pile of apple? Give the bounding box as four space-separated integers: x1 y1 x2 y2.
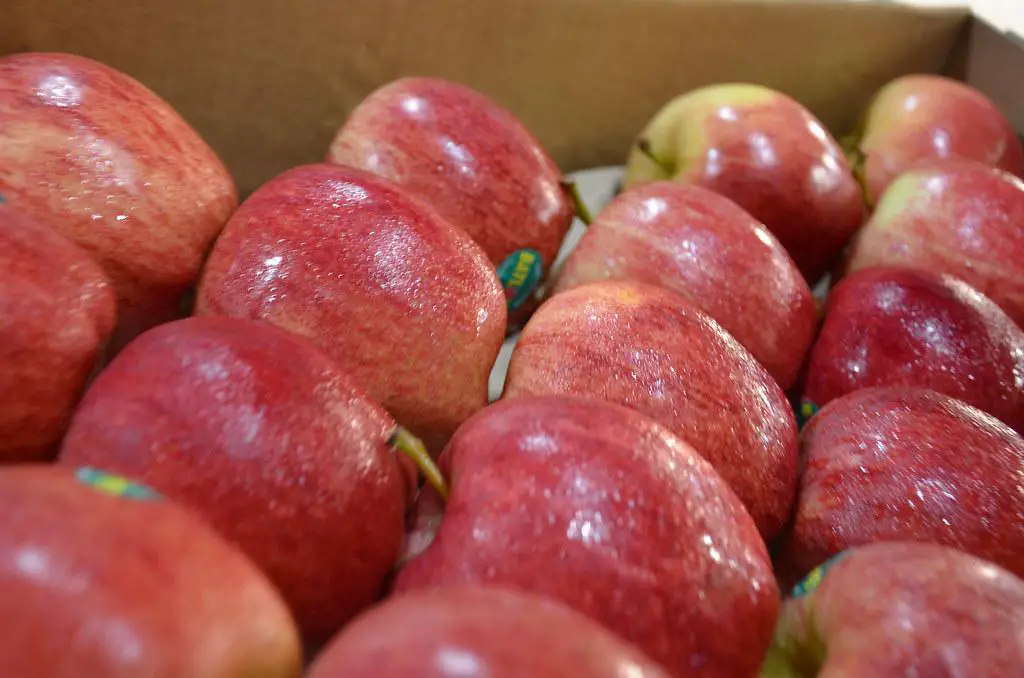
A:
2 51 1024 678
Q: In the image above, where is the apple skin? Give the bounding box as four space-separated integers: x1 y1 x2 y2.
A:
777 387 1024 587
59 316 411 647
623 83 864 284
851 74 1024 206
0 204 116 463
394 395 779 678
307 586 672 678
194 163 507 452
802 266 1024 432
0 53 237 351
502 280 799 540
842 160 1024 330
552 181 816 390
763 541 1024 677
0 464 301 678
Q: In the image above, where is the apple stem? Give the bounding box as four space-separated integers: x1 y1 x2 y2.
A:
391 427 449 502
635 138 674 176
561 180 594 225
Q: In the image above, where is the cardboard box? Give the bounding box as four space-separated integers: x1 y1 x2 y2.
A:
4 0 1022 198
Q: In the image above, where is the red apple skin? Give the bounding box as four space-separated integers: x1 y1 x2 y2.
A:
502 280 799 540
0 205 116 463
194 163 507 452
59 316 408 647
0 53 237 351
326 77 574 273
843 160 1024 329
802 266 1024 432
552 181 816 390
764 542 1024 677
394 395 778 678
778 387 1024 587
854 74 1024 205
0 464 301 678
307 586 672 678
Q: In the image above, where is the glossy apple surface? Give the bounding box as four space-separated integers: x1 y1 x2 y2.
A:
552 181 816 389
0 52 237 350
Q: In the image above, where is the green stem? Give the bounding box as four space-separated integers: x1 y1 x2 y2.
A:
391 427 449 501
561 180 594 226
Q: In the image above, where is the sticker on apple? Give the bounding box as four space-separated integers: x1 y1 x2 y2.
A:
497 248 543 312
74 467 162 501
790 549 852 598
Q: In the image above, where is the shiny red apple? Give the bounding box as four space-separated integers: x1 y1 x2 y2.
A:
307 586 671 678
0 52 237 350
0 464 301 678
503 280 798 539
623 83 864 283
59 316 447 647
552 181 816 389
195 163 506 452
0 203 116 463
395 395 778 678
802 266 1024 432
778 387 1024 586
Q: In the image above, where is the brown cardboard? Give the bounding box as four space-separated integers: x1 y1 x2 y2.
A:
0 0 999 196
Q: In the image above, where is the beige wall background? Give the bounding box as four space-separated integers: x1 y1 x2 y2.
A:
898 0 1022 31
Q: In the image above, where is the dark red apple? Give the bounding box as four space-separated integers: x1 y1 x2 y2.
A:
552 181 816 389
0 52 237 350
842 159 1024 329
763 541 1024 677
801 266 1024 432
395 395 779 678
0 464 301 678
326 76 575 316
0 203 116 463
59 316 447 647
194 163 506 452
848 74 1024 206
778 387 1024 586
502 280 798 540
307 586 671 678
623 83 864 283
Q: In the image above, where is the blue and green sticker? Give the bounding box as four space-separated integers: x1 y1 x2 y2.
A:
497 248 543 312
797 399 819 428
790 549 851 598
75 467 162 501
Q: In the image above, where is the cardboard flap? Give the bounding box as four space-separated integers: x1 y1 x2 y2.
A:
2 0 968 193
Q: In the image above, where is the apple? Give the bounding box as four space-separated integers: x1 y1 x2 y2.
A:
847 74 1024 206
59 316 448 647
801 266 1024 432
0 52 237 351
842 159 1024 329
551 181 817 390
762 541 1024 677
394 395 779 678
777 387 1024 587
326 76 576 319
0 203 116 463
622 83 864 284
307 586 672 678
502 280 799 540
0 464 301 678
194 163 507 452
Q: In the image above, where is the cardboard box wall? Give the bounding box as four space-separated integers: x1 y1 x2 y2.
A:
3 0 1023 196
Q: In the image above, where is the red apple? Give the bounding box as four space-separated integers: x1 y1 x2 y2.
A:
778 387 1024 586
849 74 1024 206
623 83 864 283
842 159 1024 329
0 464 301 678
801 266 1024 432
502 280 798 539
0 53 237 351
394 395 779 678
552 181 816 390
194 163 507 452
58 316 447 647
0 204 116 463
307 586 671 678
763 541 1024 677
326 76 575 317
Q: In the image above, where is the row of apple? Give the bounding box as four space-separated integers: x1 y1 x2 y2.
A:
2 49 1024 677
